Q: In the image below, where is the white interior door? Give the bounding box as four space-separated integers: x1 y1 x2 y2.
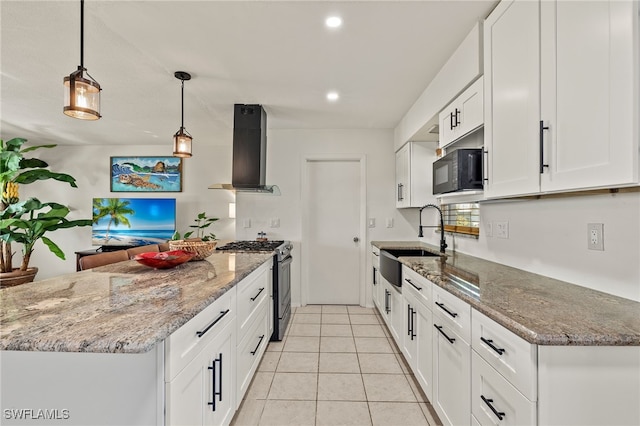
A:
304 158 363 305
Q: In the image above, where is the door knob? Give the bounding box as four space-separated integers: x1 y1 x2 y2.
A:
353 237 359 243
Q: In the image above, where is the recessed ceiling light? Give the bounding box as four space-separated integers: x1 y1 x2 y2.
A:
325 16 342 28
326 91 339 102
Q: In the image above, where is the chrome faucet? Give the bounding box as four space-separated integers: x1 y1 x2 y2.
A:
418 204 448 254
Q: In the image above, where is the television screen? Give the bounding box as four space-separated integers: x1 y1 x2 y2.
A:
92 198 176 247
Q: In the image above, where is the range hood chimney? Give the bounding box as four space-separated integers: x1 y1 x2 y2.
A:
209 104 280 194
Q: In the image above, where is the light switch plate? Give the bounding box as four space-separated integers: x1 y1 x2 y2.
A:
368 218 376 228
243 219 251 228
270 218 280 228
386 218 394 228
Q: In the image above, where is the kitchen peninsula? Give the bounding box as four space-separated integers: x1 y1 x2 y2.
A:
0 251 274 426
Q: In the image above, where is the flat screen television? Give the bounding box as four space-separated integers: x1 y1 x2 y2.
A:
92 198 176 247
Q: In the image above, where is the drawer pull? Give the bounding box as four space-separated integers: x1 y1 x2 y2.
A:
435 301 458 318
373 252 379 257
405 278 422 291
434 324 455 344
481 395 505 421
250 335 266 355
196 309 230 338
250 287 265 301
481 337 506 355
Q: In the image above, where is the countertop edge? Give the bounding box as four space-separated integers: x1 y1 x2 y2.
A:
373 241 640 347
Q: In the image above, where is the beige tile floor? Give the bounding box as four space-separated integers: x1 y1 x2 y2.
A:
231 305 442 426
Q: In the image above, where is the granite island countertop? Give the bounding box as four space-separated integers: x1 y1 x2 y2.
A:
0 252 274 353
372 241 640 346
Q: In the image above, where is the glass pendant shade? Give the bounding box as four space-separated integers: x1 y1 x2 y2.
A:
173 128 193 158
63 67 101 120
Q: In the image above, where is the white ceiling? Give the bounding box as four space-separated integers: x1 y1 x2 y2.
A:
1 1 497 148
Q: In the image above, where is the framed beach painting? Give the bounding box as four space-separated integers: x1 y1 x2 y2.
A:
110 156 183 192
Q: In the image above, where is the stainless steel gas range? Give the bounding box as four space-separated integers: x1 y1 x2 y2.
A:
216 240 292 341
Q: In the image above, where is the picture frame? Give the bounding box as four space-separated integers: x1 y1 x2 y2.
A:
110 156 183 192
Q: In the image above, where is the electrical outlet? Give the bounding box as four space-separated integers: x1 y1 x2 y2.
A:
587 223 604 251
368 218 376 228
243 219 251 228
270 218 280 228
496 221 509 239
386 218 394 228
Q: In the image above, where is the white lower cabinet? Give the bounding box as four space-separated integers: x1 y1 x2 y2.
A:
166 318 236 426
165 259 273 426
472 351 536 426
236 301 270 402
433 311 471 426
380 278 402 342
372 248 381 310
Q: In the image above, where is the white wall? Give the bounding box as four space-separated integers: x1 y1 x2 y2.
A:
412 190 640 302
235 128 417 306
21 143 236 280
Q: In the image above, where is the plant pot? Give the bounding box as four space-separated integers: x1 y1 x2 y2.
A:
0 267 38 288
168 240 217 261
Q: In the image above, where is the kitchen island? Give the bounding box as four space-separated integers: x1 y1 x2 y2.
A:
0 251 274 426
372 241 640 426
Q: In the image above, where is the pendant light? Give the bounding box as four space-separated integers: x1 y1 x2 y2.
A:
63 0 101 120
173 71 193 158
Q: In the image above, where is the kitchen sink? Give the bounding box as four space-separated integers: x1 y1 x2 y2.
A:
379 248 440 288
381 248 440 258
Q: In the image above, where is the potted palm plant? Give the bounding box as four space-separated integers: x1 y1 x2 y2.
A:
0 137 92 286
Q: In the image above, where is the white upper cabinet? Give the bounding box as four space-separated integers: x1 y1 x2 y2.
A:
395 142 438 208
439 76 484 149
483 0 542 198
540 0 639 191
484 0 639 199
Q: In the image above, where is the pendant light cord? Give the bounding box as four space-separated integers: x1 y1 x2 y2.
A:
80 0 84 69
181 79 185 129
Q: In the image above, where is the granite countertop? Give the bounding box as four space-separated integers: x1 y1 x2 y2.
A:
0 252 274 354
372 241 640 346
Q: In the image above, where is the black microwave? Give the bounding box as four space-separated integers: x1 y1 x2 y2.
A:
432 148 483 194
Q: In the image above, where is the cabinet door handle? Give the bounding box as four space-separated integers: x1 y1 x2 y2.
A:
481 337 506 355
434 324 455 344
412 311 417 340
385 290 391 313
404 278 422 291
207 353 223 411
373 267 377 285
450 111 455 130
454 108 461 127
407 304 412 337
481 395 505 421
250 287 265 301
196 309 230 338
539 120 550 174
373 252 379 257
397 183 404 201
435 301 458 318
482 149 489 183
250 335 265 355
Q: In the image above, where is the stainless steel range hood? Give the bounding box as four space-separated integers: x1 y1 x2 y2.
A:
209 104 280 194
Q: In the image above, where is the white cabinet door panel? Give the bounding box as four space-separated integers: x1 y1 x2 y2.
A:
541 0 638 191
472 351 536 426
484 0 541 198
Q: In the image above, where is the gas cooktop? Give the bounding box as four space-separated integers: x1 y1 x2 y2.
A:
216 240 285 252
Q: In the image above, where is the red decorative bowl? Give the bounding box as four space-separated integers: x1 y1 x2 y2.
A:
134 250 195 269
